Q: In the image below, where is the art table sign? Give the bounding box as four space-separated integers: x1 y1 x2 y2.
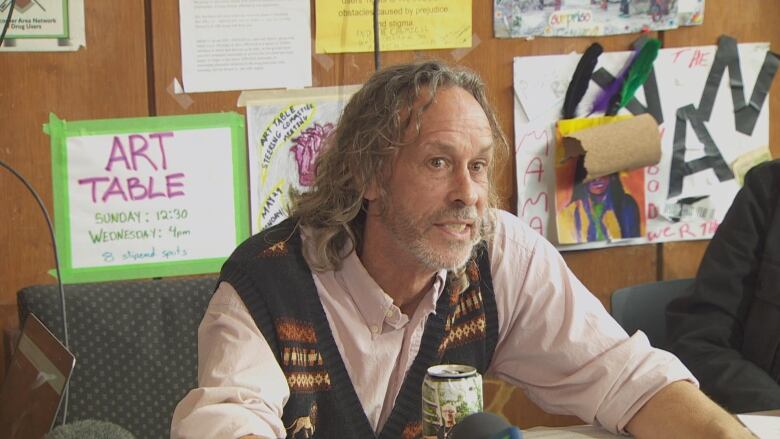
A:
46 112 249 282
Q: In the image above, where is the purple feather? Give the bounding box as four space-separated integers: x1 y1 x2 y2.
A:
589 46 641 115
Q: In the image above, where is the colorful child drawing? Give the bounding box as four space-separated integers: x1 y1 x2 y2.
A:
554 116 646 245
557 156 644 244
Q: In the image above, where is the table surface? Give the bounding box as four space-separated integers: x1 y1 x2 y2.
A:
749 409 780 417
523 409 780 438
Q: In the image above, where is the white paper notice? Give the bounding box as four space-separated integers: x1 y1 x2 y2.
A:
178 0 312 93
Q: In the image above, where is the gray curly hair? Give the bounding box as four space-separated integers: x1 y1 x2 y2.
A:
289 60 508 272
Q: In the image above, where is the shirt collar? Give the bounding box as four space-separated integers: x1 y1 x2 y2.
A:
335 250 448 333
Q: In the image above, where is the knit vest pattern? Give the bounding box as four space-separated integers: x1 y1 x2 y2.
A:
219 219 499 439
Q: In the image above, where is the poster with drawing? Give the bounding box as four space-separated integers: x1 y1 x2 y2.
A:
514 38 779 250
242 85 360 234
555 117 646 244
494 0 705 38
556 165 645 244
677 0 705 26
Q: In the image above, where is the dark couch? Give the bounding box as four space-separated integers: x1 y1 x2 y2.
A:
17 276 217 439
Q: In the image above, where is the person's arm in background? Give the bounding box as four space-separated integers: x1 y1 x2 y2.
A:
667 161 780 413
171 282 289 439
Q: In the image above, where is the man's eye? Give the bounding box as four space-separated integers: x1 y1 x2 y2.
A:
470 162 487 172
430 158 446 168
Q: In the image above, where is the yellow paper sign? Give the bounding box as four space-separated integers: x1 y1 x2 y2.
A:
315 0 471 53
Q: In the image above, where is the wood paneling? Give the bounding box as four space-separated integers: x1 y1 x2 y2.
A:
565 245 658 309
0 0 149 379
661 240 709 280
1 0 778 429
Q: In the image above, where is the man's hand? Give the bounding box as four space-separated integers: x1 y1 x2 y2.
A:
626 381 755 438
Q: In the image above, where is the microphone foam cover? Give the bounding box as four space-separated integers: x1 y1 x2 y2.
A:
46 420 135 439
449 411 512 439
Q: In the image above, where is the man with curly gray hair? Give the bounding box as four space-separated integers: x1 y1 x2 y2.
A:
172 60 753 439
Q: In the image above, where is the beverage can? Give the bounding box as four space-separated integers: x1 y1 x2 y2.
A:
421 364 483 439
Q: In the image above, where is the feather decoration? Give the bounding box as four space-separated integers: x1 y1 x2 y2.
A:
562 42 603 119
590 44 643 116
616 38 662 111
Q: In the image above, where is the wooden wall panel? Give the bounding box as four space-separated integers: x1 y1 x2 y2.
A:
0 1 149 380
565 245 658 308
662 240 709 280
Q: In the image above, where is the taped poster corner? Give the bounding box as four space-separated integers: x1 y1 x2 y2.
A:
167 78 194 110
173 78 185 94
450 33 481 62
312 38 335 71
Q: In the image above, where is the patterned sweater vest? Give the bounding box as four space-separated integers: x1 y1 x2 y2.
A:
219 219 499 439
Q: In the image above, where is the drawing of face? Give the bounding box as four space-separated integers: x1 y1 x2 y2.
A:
586 176 610 196
442 405 457 427
364 87 494 271
291 123 334 186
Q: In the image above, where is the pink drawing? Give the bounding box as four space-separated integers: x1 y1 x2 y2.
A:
290 122 334 186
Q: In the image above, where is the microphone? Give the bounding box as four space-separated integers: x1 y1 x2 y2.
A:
46 420 135 439
449 412 523 439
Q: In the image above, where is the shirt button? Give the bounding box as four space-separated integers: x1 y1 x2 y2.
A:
385 308 394 318
370 325 380 334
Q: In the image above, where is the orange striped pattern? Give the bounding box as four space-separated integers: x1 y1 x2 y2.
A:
276 319 317 343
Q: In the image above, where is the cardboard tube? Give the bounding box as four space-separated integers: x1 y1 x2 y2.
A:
563 113 661 181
